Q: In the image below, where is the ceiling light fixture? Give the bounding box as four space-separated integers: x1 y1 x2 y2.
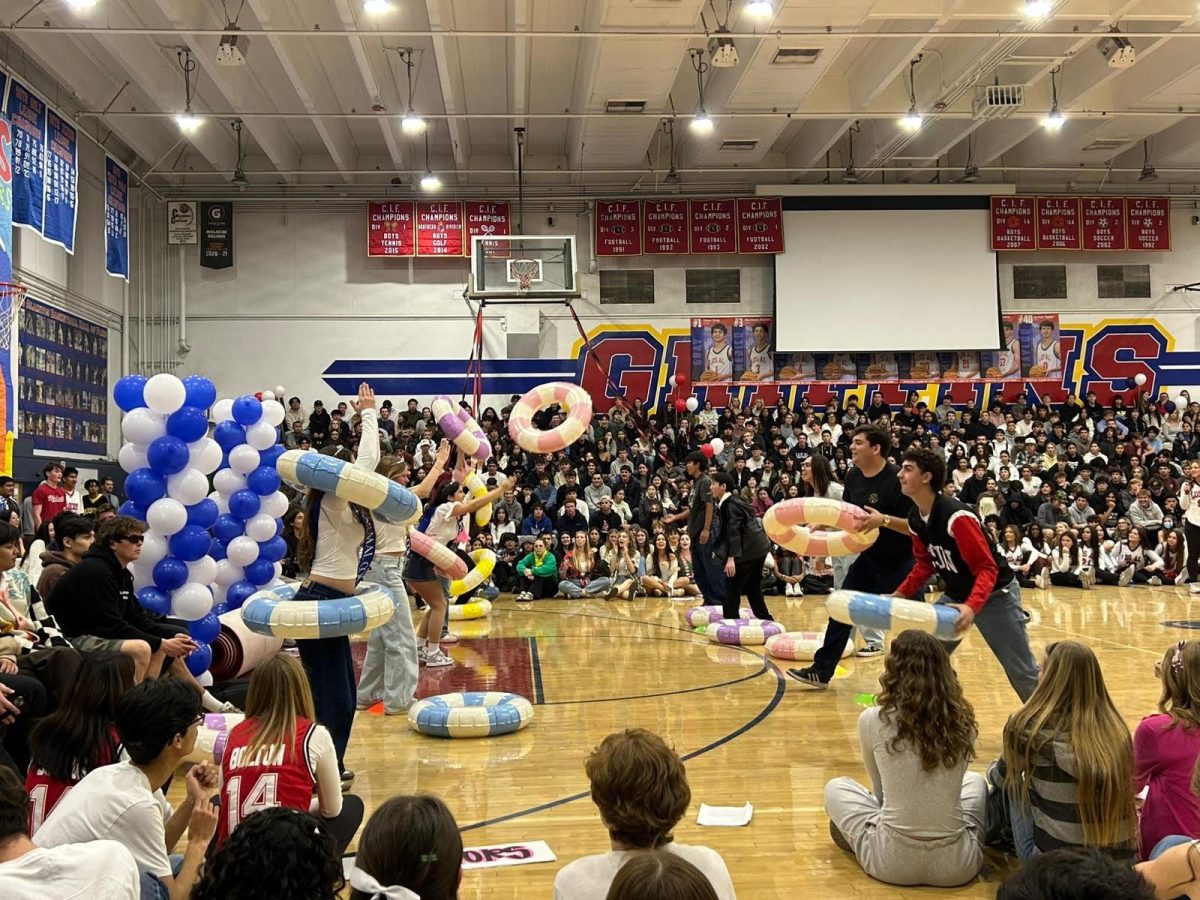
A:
420 131 440 191
175 47 203 135
398 48 426 135
1021 0 1053 19
362 0 394 14
66 0 98 9
1139 140 1158 182
746 1 774 18
689 49 715 135
1042 65 1065 130
899 56 923 131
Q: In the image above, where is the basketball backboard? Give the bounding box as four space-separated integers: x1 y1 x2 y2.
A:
468 235 579 301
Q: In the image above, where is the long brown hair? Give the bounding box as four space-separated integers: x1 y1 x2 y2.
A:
1158 640 1200 730
350 795 462 900
875 630 977 771
1002 641 1135 848
242 653 317 764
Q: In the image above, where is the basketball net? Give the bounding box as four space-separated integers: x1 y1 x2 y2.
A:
0 282 26 351
510 259 540 291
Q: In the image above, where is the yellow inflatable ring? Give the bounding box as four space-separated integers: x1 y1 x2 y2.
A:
464 471 493 528
447 598 493 620
449 549 497 598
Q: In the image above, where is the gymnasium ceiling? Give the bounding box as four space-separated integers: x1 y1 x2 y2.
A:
5 0 1200 198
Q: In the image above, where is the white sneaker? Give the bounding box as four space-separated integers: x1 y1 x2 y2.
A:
1035 570 1049 590
424 648 453 668
1189 582 1200 594
1081 569 1095 589
1119 565 1135 587
786 583 797 596
1149 576 1163 586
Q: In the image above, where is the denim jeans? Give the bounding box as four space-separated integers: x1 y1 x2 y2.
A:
939 579 1040 702
833 552 884 647
138 854 183 900
559 577 612 598
359 555 419 713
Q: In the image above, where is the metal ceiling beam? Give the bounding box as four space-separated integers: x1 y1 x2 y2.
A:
425 0 470 176
509 0 529 178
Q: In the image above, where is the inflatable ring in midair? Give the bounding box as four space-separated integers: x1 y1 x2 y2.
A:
275 450 419 526
508 382 593 453
432 396 492 461
827 589 960 640
763 497 879 558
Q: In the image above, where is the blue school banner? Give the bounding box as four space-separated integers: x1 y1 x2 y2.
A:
105 155 129 281
4 78 46 233
43 109 77 253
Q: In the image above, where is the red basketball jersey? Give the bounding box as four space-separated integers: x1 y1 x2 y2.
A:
218 717 318 843
26 728 121 834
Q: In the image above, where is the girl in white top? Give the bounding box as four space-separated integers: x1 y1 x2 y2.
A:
1039 531 1090 590
1098 526 1165 587
1178 459 1200 592
997 525 1040 589
604 531 641 600
641 533 681 597
403 463 513 668
490 507 516 544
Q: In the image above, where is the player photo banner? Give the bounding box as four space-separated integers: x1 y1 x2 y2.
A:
1126 197 1170 251
1016 314 1063 380
1082 198 1127 251
990 196 1036 251
980 315 1025 380
595 200 642 256
735 197 784 254
1035 197 1081 251
643 200 689 255
774 352 816 383
689 199 737 254
733 317 774 383
367 200 415 257
858 353 901 382
691 318 735 384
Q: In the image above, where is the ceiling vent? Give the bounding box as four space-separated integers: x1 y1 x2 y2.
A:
720 139 758 151
771 47 822 66
972 84 1025 120
1082 139 1128 152
606 99 647 114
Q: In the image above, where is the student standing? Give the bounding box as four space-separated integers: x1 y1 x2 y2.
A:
711 473 773 622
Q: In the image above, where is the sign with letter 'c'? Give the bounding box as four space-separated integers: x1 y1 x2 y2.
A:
200 201 233 269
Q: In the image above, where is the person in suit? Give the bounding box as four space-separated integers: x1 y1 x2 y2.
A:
711 472 773 622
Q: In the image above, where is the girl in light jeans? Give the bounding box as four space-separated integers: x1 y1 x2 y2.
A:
357 443 449 714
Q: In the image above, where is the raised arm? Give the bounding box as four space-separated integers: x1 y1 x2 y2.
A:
350 383 380 472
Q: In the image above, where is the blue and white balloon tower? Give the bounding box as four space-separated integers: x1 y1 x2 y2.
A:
113 372 289 686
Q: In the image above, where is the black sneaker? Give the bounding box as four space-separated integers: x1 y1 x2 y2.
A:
786 668 828 690
830 821 854 852
340 769 356 788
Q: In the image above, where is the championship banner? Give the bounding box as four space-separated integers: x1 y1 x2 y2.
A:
733 317 773 383
1081 198 1126 251
4 78 46 233
595 200 641 256
990 196 1036 250
689 199 737 254
1035 197 1080 251
643 199 689 255
43 109 78 253
981 315 1024 380
1126 197 1170 251
104 156 129 281
416 200 465 257
735 197 783 254
200 201 233 270
367 201 415 257
691 318 734 384
464 200 510 253
17 297 109 455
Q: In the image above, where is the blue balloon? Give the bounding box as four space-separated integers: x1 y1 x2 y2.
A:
244 558 275 586
213 421 247 453
226 580 258 610
246 465 281 496
231 395 264 426
210 601 231 617
259 444 286 468
187 612 221 644
125 467 167 506
169 526 212 562
113 374 148 412
213 514 245 543
185 499 220 530
166 405 209 443
136 586 171 615
152 556 189 591
119 500 148 521
258 536 288 563
228 489 262 521
147 435 190 476
209 538 228 562
185 643 212 677
182 375 217 411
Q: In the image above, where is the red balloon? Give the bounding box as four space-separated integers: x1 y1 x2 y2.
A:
674 398 687 413
254 391 264 400
677 375 690 389
701 443 715 459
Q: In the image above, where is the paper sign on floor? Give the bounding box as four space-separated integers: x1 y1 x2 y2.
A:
697 802 753 826
461 840 557 870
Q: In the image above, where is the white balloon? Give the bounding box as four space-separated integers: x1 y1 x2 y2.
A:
144 373 187 416
146 498 187 536
210 491 230 516
118 442 149 474
171 582 213 620
214 469 247 496
211 582 229 604
274 385 286 398
260 400 285 428
228 444 262 475
130 561 154 591
140 531 169 566
261 390 275 402
187 556 218 587
245 513 278 543
227 536 260 567
668 376 678 388
272 561 283 582
260 491 289 519
685 396 699 412
214 559 245 587
197 670 214 687
211 398 235 423
245 421 277 451
167 468 209 506
188 437 223 475
1134 373 1148 387
122 408 166 445
710 437 725 455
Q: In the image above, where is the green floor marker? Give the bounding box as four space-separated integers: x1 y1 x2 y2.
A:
855 693 877 708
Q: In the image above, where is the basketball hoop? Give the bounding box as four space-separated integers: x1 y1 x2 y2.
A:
0 282 28 351
509 258 542 291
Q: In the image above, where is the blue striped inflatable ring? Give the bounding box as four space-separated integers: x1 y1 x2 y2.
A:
241 583 396 639
826 589 960 640
276 449 419 525
407 691 534 739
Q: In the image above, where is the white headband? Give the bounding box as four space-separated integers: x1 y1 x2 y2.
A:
347 867 420 900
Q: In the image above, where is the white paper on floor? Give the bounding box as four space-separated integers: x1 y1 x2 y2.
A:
697 802 754 826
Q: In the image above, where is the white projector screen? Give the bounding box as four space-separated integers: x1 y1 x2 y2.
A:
773 204 1001 353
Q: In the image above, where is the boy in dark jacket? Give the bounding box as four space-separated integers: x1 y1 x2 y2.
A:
711 472 773 622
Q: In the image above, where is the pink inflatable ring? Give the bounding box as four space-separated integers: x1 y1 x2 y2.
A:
408 530 469 580
431 396 492 461
685 605 751 628
508 382 592 453
762 497 879 558
765 631 853 661
706 618 784 646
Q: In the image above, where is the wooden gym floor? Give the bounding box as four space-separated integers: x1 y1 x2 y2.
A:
203 584 1189 897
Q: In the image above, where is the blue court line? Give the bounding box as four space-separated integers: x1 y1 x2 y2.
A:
529 636 546 704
